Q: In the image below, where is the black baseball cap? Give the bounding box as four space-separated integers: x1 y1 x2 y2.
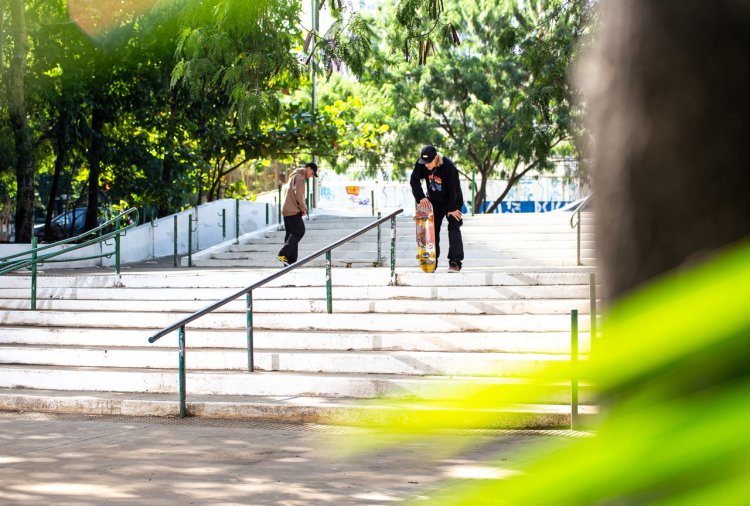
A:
417 145 437 164
305 162 318 177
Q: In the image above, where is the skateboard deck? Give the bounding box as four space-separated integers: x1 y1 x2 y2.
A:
415 200 437 273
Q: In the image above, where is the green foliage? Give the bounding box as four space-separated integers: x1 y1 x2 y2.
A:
379 0 589 210
327 237 750 504
172 0 304 129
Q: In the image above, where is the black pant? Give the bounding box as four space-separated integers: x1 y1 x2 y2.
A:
279 213 305 263
432 201 464 267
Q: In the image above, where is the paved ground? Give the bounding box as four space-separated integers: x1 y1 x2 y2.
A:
0 412 587 505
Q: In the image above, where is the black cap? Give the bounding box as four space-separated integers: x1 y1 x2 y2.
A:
305 162 318 177
417 145 437 164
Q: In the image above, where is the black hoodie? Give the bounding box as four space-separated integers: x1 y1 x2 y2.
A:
410 156 463 212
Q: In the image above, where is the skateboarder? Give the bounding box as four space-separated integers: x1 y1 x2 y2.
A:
410 145 464 272
277 162 317 266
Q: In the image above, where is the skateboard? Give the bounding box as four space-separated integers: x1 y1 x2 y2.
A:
414 200 437 273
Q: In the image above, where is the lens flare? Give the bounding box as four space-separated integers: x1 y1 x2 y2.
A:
67 0 160 38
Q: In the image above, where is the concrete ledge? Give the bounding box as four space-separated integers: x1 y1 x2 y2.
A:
0 389 599 429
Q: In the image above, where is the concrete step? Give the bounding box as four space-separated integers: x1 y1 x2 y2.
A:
1 310 591 332
0 297 592 315
0 367 591 403
0 388 598 428
0 284 594 301
0 345 578 377
192 257 596 268
253 232 596 244
1 267 597 289
0 327 589 353
213 249 597 260
229 240 596 252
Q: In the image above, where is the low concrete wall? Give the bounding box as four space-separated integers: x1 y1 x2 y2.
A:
0 199 279 270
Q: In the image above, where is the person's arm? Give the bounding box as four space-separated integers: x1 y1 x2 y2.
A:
292 173 307 214
447 161 461 212
410 164 426 203
446 161 463 219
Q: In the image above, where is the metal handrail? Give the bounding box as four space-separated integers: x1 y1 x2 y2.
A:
148 209 404 417
0 208 138 309
0 209 139 308
0 208 139 269
569 194 593 266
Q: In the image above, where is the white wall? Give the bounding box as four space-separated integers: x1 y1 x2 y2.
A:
0 199 279 271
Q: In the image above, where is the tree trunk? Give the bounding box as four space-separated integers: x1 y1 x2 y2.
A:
157 154 173 217
44 110 68 241
86 105 105 231
581 0 750 302
6 0 34 243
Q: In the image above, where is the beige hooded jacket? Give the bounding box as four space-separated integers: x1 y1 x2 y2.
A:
282 167 308 217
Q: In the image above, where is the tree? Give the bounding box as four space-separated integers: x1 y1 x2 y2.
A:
3 0 35 242
382 0 587 212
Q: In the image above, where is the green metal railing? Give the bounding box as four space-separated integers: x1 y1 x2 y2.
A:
0 208 139 308
148 209 404 417
569 194 593 266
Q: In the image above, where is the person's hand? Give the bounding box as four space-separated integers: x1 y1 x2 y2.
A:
301 208 307 216
448 209 463 221
419 198 430 206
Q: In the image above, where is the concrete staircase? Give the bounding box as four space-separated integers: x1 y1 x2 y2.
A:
187 212 596 268
0 211 597 428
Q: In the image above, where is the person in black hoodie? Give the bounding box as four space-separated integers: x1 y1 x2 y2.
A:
410 145 465 272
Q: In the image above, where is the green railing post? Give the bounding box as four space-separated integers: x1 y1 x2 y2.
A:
178 325 187 418
571 309 579 430
590 272 597 354
576 213 582 266
173 215 178 267
221 209 226 241
30 236 37 310
188 214 193 268
326 250 332 314
377 211 382 265
389 217 397 286
471 172 476 216
265 203 269 226
306 178 310 220
277 185 282 225
235 199 240 245
114 216 121 284
371 190 375 216
246 291 254 372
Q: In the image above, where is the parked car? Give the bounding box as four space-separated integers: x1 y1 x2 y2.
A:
33 208 104 242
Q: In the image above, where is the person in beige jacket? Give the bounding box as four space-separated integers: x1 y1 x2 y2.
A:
277 162 317 266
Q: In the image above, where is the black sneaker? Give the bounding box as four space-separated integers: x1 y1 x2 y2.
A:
448 262 461 273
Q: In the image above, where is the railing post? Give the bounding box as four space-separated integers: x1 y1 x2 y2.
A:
265 203 269 226
178 325 187 418
30 236 37 310
571 309 579 430
326 250 332 314
306 178 310 221
173 215 178 267
188 214 193 267
389 217 396 286
377 211 382 265
277 184 282 225
470 172 476 216
590 272 597 353
576 212 582 266
235 199 240 245
221 209 226 241
371 190 375 216
114 216 121 285
246 291 254 372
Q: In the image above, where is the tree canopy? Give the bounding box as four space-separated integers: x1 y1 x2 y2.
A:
0 0 589 242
